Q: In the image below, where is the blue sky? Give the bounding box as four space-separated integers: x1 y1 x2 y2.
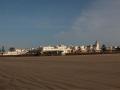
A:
0 0 120 48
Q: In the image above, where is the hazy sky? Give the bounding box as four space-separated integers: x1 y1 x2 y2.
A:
0 0 120 48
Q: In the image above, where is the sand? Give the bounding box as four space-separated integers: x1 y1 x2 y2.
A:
0 54 120 90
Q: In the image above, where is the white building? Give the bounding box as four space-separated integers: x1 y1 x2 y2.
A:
3 48 28 56
74 46 79 51
41 45 72 55
80 45 87 52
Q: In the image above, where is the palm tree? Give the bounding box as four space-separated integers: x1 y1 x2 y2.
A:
1 46 5 55
101 44 107 53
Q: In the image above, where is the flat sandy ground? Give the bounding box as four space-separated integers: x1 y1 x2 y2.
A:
0 54 120 90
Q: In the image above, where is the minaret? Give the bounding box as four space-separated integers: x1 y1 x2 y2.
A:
95 41 100 51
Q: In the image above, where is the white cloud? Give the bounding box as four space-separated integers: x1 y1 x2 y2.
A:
56 0 120 45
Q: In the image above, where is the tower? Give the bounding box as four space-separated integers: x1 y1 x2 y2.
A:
94 41 100 51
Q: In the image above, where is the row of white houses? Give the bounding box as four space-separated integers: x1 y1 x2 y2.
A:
73 41 101 53
2 41 101 56
3 49 28 56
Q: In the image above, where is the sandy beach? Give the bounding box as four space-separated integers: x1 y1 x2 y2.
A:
0 54 120 90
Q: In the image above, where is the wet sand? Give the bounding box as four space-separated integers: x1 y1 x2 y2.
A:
0 54 120 90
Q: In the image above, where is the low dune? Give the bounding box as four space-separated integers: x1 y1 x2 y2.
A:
0 54 120 90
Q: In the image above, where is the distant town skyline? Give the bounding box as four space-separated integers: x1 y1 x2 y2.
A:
0 0 120 48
